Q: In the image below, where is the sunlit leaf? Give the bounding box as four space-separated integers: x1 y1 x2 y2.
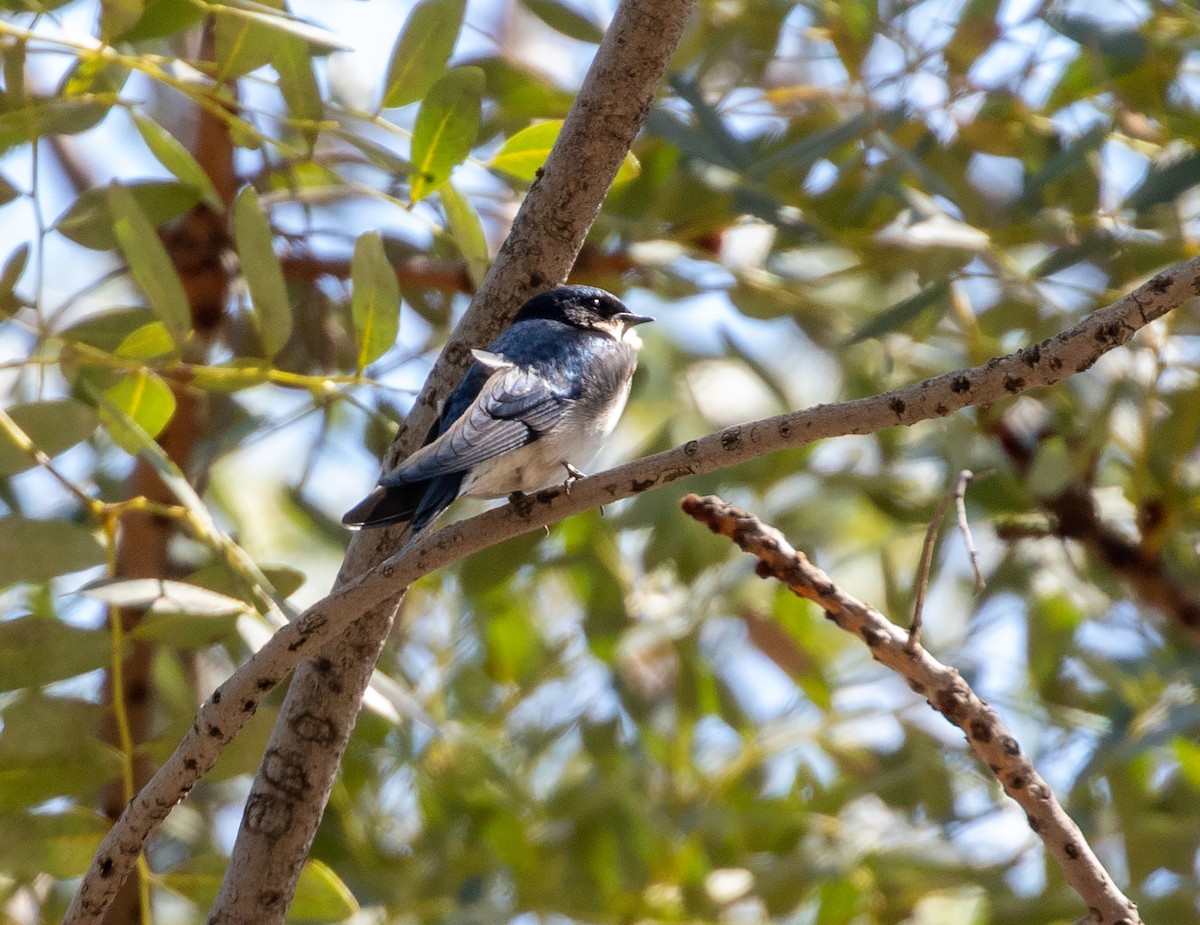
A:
491 119 640 186
233 185 293 357
350 230 401 370
409 66 483 202
380 0 466 109
100 369 177 449
290 859 360 921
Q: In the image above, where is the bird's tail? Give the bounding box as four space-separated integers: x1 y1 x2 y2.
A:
341 474 462 532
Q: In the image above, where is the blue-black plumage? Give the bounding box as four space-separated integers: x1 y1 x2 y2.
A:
343 285 652 532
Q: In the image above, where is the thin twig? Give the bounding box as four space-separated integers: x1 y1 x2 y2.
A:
909 476 958 650
956 470 987 592
680 493 1142 925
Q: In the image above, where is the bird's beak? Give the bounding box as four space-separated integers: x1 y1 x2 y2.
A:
617 312 655 327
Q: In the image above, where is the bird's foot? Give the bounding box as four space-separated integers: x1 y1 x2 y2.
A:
562 462 587 494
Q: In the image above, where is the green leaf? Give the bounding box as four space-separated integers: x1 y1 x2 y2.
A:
440 181 489 288
273 35 323 149
0 616 112 690
55 180 200 251
100 0 144 39
220 3 350 52
350 231 401 370
0 170 21 206
80 577 249 615
132 112 223 209
233 186 292 357
0 399 98 476
108 184 191 345
216 0 284 78
100 369 177 449
0 518 105 587
115 320 176 361
521 0 603 43
847 279 951 344
1127 150 1200 213
0 696 120 810
409 66 483 202
0 99 114 155
0 243 30 316
380 0 467 109
0 808 110 878
113 0 206 42
132 610 239 647
290 859 360 921
491 119 640 186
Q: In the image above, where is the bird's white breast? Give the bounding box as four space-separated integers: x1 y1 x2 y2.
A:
459 371 633 499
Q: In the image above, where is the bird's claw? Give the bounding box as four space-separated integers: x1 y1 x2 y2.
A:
561 462 587 494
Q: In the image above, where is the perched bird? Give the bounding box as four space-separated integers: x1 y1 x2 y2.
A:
343 285 652 532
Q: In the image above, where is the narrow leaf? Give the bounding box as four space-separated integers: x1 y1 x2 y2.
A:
381 0 466 109
409 67 484 202
847 280 951 344
233 186 292 357
108 185 191 345
440 181 489 287
350 231 400 371
218 3 351 51
521 0 603 43
132 112 222 209
0 399 98 476
0 519 105 587
79 577 249 616
0 243 30 316
56 180 200 251
0 616 111 690
273 35 323 150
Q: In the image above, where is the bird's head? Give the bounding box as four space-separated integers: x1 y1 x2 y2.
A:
514 286 654 342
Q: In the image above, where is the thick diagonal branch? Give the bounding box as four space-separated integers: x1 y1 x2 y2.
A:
205 1 696 923
66 252 1199 925
680 493 1141 925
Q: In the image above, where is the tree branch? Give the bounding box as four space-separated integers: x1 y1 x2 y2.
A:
66 251 1199 925
206 0 696 922
679 493 1142 925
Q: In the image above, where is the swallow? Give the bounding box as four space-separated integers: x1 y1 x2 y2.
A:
343 285 653 532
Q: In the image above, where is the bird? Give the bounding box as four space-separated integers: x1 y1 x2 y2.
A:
342 285 653 533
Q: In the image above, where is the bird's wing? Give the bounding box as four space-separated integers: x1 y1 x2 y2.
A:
382 361 570 485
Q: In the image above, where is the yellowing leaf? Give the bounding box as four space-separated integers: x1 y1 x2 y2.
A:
491 119 640 186
101 369 177 450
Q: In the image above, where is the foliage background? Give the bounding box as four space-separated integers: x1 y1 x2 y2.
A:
1 0 1199 922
